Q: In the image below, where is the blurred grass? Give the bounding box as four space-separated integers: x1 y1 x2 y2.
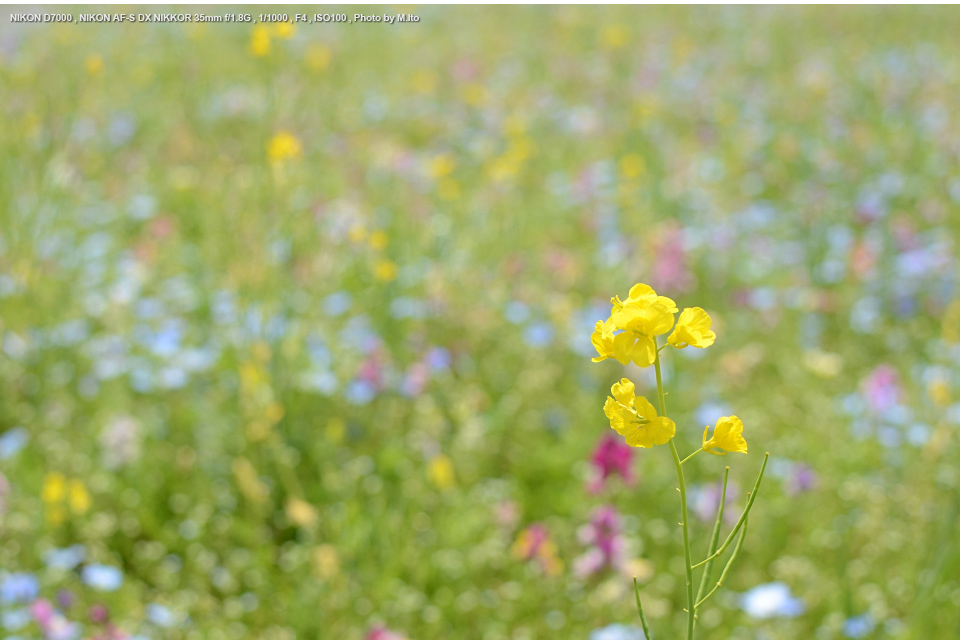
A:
0 5 959 640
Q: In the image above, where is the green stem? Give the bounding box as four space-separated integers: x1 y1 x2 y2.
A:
655 351 694 640
633 577 654 640
694 466 729 623
680 449 702 465
695 517 749 609
692 452 769 570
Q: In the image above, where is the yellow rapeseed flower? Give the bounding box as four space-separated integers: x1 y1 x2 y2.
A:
68 480 91 514
668 307 716 350
267 131 302 163
249 25 272 57
619 153 646 179
701 416 748 456
273 22 296 39
591 283 678 367
368 230 389 250
374 259 398 282
603 378 676 448
85 53 103 75
428 454 455 489
42 473 67 503
306 43 332 71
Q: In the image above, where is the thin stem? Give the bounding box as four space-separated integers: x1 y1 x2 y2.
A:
633 577 654 640
692 452 769 570
695 517 749 609
656 351 694 640
680 449 702 465
695 466 729 616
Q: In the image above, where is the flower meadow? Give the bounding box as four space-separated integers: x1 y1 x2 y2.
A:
1 6 960 639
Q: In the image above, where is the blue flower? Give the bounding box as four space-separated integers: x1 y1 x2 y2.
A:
0 573 39 604
81 564 123 591
740 581 805 619
45 545 87 571
589 623 646 640
844 613 876 639
0 428 28 460
523 322 554 348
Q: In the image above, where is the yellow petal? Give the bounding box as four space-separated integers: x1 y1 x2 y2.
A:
633 395 658 420
611 378 635 406
701 415 748 454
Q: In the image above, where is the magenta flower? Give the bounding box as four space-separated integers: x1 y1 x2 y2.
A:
586 434 635 493
574 506 626 578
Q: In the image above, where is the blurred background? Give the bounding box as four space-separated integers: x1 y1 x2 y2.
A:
1 5 959 640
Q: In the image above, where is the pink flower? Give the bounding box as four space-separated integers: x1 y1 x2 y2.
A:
650 225 694 293
574 506 626 578
586 434 635 493
366 625 407 640
862 365 901 414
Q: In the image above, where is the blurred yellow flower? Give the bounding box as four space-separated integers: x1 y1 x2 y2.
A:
428 454 455 489
928 378 951 408
374 260 398 282
602 24 630 49
249 25 272 57
285 497 318 528
701 416 748 456
619 153 646 179
668 307 716 350
313 544 340 578
428 154 456 179
306 43 332 71
368 230 389 250
348 225 368 244
603 378 676 448
68 480 91 514
267 131 302 163
42 473 66 503
462 83 488 106
85 53 103 75
411 69 438 94
273 22 296 39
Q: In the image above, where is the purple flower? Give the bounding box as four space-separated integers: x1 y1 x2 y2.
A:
574 506 626 578
586 434 635 493
693 480 740 524
862 365 901 414
786 463 817 495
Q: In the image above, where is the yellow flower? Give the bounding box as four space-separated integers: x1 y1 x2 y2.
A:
42 473 67 503
273 22 295 39
267 131 302 163
428 454 455 489
591 283 678 367
428 154 456 179
701 416 748 456
368 230 388 250
374 259 397 282
590 319 616 362
619 153 645 179
85 53 103 75
68 480 91 514
602 378 675 448
285 497 319 528
249 25 272 57
306 43 332 71
668 307 716 349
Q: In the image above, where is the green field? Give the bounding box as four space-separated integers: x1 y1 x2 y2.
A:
1 6 959 639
